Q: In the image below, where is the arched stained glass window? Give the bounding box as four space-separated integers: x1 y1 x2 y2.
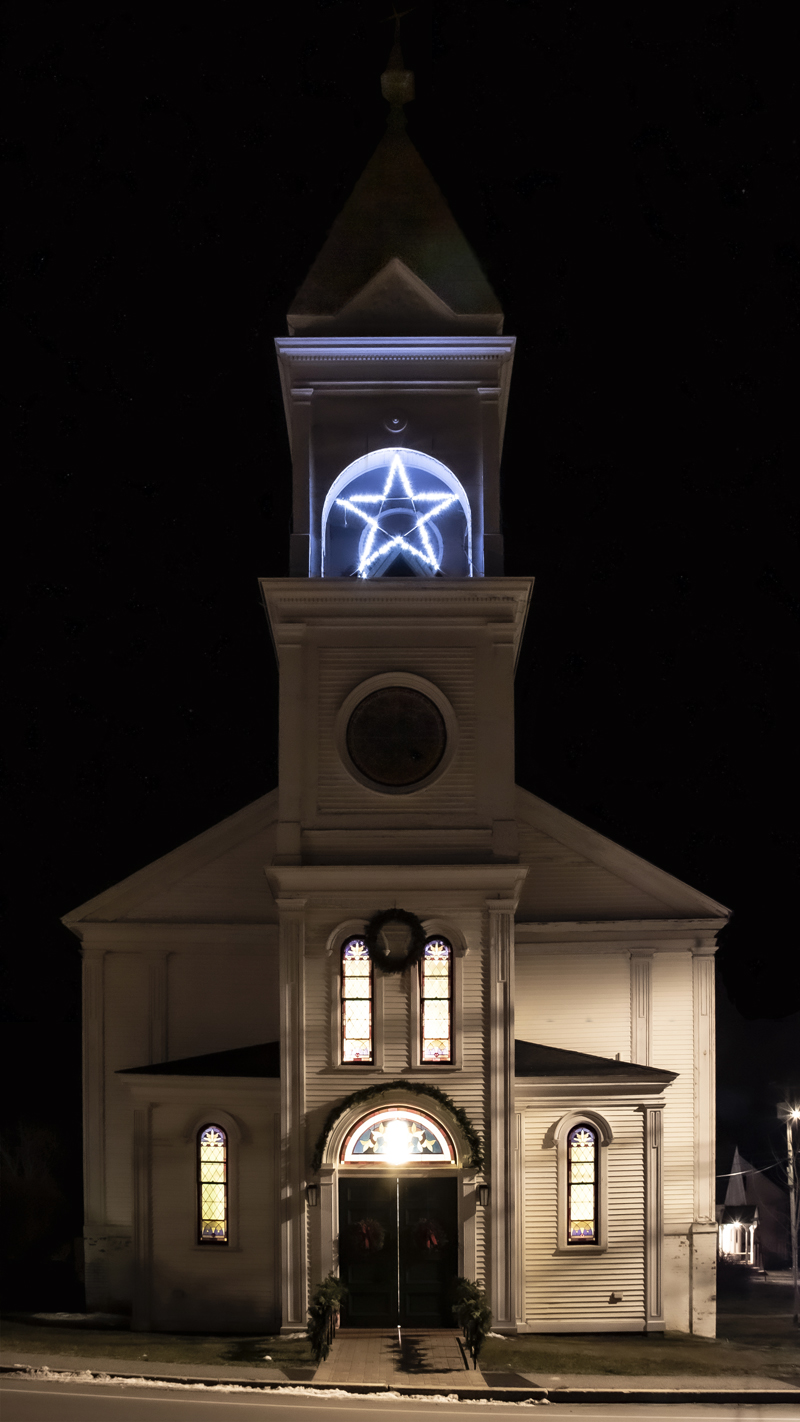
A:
198 1125 228 1244
342 937 373 1063
420 937 452 1063
567 1125 597 1244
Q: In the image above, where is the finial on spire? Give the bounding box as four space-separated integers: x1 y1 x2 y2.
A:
380 8 415 129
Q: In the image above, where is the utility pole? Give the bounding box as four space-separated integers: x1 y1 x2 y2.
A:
779 1103 800 1326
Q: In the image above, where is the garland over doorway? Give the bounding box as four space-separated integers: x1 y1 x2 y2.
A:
311 1078 484 1172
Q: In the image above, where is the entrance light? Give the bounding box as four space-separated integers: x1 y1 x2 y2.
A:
384 1118 412 1164
477 1184 490 1208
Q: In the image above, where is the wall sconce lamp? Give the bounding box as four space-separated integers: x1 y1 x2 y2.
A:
477 1184 490 1208
305 1183 320 1208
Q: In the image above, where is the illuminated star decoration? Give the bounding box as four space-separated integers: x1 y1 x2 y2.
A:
336 452 457 577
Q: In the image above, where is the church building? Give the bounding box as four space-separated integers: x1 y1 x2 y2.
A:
63 37 730 1340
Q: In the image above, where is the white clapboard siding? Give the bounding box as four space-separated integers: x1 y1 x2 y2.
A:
522 1102 645 1327
303 914 488 1256
515 951 630 1062
167 949 280 1063
516 823 670 920
104 952 150 1223
150 1096 280 1332
651 952 694 1223
317 648 476 815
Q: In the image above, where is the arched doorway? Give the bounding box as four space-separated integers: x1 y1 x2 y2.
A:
336 1106 460 1328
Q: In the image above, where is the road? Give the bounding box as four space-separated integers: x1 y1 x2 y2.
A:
1 1377 799 1421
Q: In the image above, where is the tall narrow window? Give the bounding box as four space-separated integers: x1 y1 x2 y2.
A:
198 1125 228 1244
567 1125 597 1244
420 937 452 1063
341 937 373 1063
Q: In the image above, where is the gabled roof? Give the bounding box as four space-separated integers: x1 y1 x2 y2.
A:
119 1041 280 1079
515 1039 676 1082
515 785 731 923
287 125 503 336
61 789 279 929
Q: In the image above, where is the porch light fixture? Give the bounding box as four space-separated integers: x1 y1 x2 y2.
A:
305 1183 320 1208
477 1184 490 1208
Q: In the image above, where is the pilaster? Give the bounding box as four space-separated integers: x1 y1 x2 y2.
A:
278 896 308 1331
644 1105 665 1331
487 896 517 1329
692 951 715 1223
131 1103 152 1331
148 952 168 1065
630 951 653 1065
82 948 106 1227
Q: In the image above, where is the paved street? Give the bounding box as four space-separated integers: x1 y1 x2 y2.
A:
2 1377 800 1420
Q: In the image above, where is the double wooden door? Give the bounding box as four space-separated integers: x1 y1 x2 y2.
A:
338 1175 458 1328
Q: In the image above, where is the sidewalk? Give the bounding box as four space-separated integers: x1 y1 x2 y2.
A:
313 1328 485 1389
3 1342 799 1404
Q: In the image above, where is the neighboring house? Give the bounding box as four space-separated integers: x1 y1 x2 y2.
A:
718 1147 790 1269
63 38 730 1339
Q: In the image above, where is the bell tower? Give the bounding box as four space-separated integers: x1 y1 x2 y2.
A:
262 32 532 870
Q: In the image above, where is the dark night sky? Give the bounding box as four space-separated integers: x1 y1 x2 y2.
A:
5 1 798 1225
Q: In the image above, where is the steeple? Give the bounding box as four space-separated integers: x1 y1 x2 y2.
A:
287 32 503 337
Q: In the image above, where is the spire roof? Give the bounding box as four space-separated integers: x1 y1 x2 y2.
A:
287 35 503 336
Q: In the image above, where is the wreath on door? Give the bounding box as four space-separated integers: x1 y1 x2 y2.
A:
364 908 426 975
344 1217 386 1254
411 1216 449 1256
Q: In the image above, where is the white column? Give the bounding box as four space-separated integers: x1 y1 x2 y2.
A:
630 951 653 1065
278 896 308 1332
131 1102 152 1331
82 947 106 1228
644 1104 665 1331
486 897 516 1329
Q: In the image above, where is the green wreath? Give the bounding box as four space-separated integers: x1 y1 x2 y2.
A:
364 908 426 975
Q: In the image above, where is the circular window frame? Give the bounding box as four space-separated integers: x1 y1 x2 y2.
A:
335 673 458 796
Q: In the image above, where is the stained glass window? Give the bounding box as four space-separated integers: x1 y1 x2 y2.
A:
421 937 452 1063
567 1125 597 1243
342 937 373 1064
198 1125 227 1244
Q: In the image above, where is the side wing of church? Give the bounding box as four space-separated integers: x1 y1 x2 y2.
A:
63 38 729 1341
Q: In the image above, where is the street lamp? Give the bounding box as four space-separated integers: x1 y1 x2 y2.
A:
778 1103 800 1326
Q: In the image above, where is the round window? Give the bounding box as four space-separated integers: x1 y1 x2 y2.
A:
345 687 447 789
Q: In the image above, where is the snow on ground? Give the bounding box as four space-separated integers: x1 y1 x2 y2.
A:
7 1366 550 1404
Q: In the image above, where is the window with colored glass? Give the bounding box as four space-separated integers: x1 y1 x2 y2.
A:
341 937 373 1063
420 937 452 1063
198 1125 227 1244
567 1125 597 1243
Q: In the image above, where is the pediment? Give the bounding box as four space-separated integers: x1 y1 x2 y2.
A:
62 790 280 929
515 785 730 923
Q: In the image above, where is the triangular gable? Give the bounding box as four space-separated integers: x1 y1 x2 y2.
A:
287 126 502 334
62 789 279 927
515 785 730 922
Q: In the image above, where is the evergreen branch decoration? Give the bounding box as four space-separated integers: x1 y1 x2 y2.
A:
307 1273 347 1364
452 1277 492 1367
310 1078 485 1172
364 907 426 974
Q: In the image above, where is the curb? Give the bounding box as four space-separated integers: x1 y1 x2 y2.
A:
2 1364 799 1404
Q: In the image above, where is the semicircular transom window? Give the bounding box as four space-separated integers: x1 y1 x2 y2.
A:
323 449 471 579
341 1107 455 1165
